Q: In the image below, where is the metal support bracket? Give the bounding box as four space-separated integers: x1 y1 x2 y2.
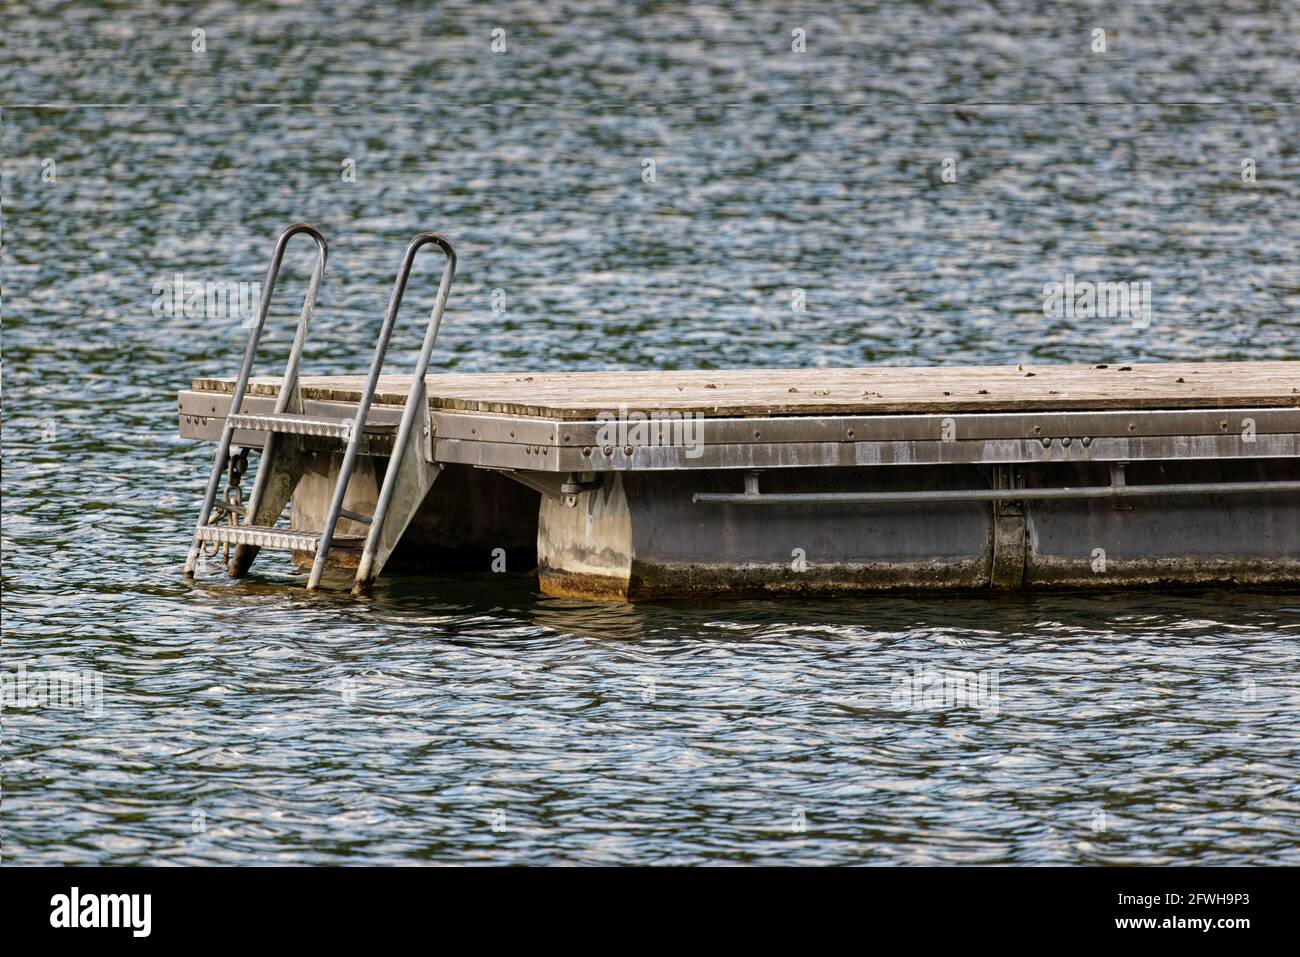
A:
350 394 441 595
1110 462 1134 510
990 464 1027 589
484 468 602 507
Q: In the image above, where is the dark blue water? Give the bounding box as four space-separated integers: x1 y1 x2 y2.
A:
2 0 1298 864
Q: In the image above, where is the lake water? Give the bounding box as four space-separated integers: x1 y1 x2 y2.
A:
2 0 1298 864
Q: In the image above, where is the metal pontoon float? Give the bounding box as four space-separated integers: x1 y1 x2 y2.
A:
179 224 1300 599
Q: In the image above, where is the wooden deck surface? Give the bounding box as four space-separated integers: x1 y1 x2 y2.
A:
194 361 1300 420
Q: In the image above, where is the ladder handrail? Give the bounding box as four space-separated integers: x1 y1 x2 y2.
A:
183 222 328 577
308 232 456 590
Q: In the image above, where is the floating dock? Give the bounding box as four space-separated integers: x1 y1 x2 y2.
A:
179 360 1300 599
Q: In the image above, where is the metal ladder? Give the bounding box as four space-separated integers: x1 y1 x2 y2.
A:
184 224 457 594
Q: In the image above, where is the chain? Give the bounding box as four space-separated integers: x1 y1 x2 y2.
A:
202 447 249 563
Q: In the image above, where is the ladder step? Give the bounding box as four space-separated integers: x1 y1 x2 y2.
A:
196 524 323 552
228 412 397 439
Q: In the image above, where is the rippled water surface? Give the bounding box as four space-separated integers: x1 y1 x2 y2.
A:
3 0 1299 864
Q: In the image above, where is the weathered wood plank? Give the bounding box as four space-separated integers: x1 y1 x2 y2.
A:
193 361 1300 419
